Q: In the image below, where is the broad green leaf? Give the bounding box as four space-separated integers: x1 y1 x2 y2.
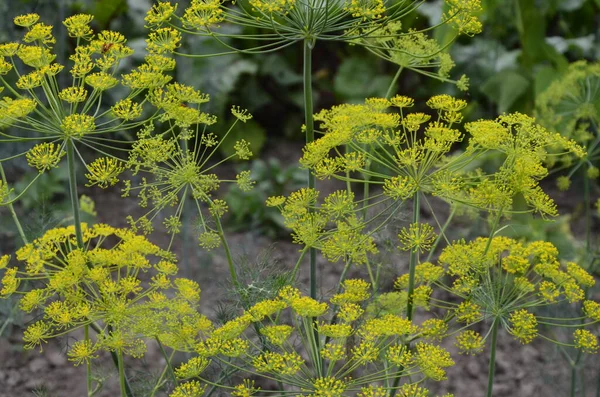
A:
334 57 392 101
480 70 530 113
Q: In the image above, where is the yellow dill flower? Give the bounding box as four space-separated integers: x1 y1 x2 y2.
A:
24 23 55 45
331 279 371 304
390 95 415 108
414 342 455 381
23 321 52 350
321 342 346 361
509 309 537 344
398 384 430 397
358 386 387 397
175 356 210 379
566 262 595 288
0 255 10 270
231 106 253 122
455 301 482 324
198 231 221 250
146 54 176 71
248 299 286 321
344 0 385 20
60 114 96 137
182 0 225 29
85 72 118 91
312 377 347 397
398 222 437 253
443 0 483 36
338 303 364 323
85 157 125 188
249 0 296 14
16 71 44 90
112 98 143 120
59 86 88 103
386 344 413 367
352 340 379 364
26 142 65 172
455 330 484 355
17 45 55 68
232 380 260 397
421 318 448 341
583 300 600 322
573 329 598 354
236 170 255 191
67 339 97 365
234 139 253 160
63 14 94 40
260 325 293 345
145 2 178 28
169 381 206 397
14 13 40 27
0 43 20 57
383 175 417 200
266 195 286 207
317 323 353 338
253 351 304 375
146 28 181 54
0 58 12 75
290 296 328 317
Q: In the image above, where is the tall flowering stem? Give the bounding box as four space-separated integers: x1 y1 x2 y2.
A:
66 139 84 248
304 38 317 299
486 319 499 397
406 191 420 321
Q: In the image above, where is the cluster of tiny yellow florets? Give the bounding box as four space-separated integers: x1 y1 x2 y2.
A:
1 223 208 359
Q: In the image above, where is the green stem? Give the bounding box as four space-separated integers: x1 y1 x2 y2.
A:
85 325 92 396
156 337 177 384
66 139 84 248
303 38 317 300
89 323 133 397
384 66 403 100
117 350 127 397
584 166 591 252
0 163 28 245
486 319 500 397
406 192 420 321
426 207 456 262
215 215 240 289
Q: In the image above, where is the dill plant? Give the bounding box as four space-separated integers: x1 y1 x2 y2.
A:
144 0 484 299
0 3 598 397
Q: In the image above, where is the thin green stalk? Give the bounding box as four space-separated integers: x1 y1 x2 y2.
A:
303 38 317 300
486 319 500 397
85 325 92 396
66 139 84 248
426 207 456 262
215 215 240 289
584 166 591 251
117 350 127 397
89 323 134 397
406 192 420 321
0 163 28 245
384 66 403 100
156 337 177 384
150 349 176 397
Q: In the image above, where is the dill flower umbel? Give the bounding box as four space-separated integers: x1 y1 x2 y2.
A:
171 279 456 396
2 223 207 355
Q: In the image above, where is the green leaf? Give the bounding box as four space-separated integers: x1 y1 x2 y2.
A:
480 70 530 113
260 55 303 86
334 57 391 101
91 0 128 26
533 65 559 97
